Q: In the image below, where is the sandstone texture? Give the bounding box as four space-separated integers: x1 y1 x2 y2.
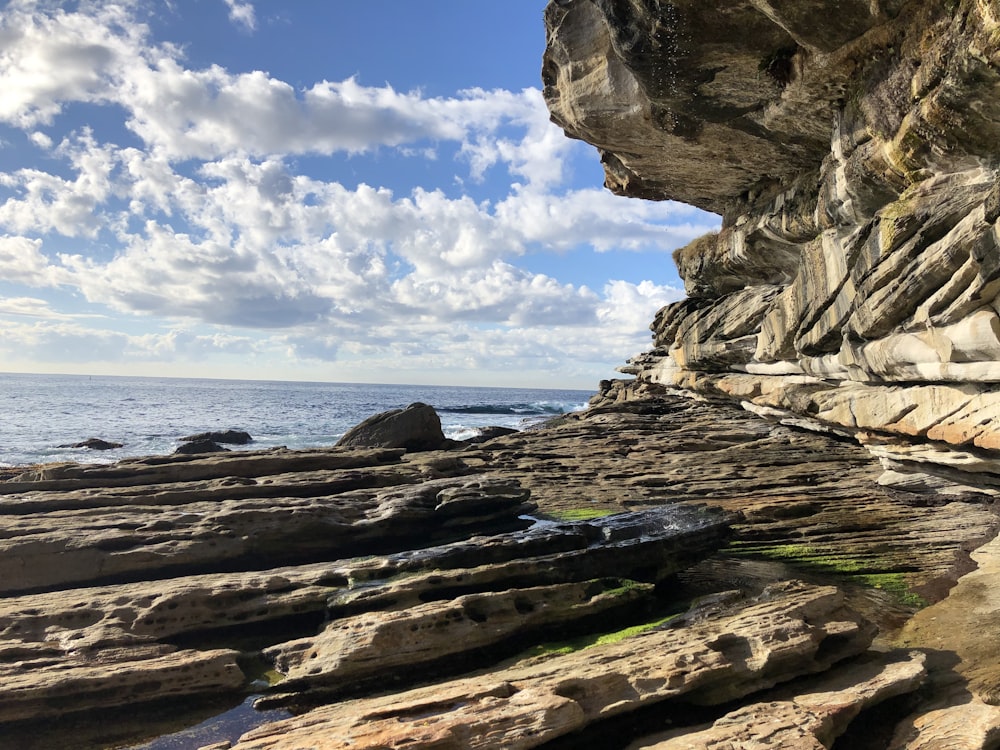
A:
231 581 875 750
545 0 1000 489
1 397 997 749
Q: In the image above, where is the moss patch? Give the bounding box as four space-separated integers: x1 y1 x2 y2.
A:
546 508 618 522
238 654 285 687
518 611 681 660
729 543 927 608
853 573 928 608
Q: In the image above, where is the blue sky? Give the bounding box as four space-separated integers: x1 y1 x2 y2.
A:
0 0 718 388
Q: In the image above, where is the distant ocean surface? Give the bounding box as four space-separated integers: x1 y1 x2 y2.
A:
0 373 593 468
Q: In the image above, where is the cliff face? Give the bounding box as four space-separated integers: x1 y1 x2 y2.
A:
544 0 1000 489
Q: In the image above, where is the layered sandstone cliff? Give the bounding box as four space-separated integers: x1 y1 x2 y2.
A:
544 0 1000 489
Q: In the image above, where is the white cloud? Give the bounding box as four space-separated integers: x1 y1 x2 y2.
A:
29 131 52 149
223 0 256 31
0 4 142 127
496 187 716 252
1 138 701 346
0 317 267 365
0 319 132 362
14 130 117 233
0 235 70 285
0 296 64 318
0 5 568 168
0 2 717 385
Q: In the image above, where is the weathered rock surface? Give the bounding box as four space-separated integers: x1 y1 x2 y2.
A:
264 578 656 697
5 1 1000 747
545 0 1000 488
632 650 928 750
2 396 996 749
0 471 536 594
232 581 875 750
536 1 1000 745
890 532 1000 747
0 446 409 490
0 418 748 748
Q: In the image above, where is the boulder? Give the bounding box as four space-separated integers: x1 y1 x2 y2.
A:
179 429 253 445
56 438 123 450
173 438 229 454
335 402 447 451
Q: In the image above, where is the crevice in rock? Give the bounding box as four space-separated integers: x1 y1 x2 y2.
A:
831 689 925 750
535 697 738 750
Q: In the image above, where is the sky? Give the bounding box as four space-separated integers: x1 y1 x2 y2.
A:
0 0 719 389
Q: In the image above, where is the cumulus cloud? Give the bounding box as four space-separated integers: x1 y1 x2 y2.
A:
0 235 70 285
0 5 556 163
0 1 717 384
0 131 114 238
223 0 255 31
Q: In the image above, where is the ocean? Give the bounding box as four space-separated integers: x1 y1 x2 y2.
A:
0 372 593 468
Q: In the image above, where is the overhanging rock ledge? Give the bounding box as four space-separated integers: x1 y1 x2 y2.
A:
545 0 1000 490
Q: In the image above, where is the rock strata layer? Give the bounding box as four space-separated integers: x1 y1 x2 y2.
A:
537 0 1000 745
1 396 997 749
0 423 739 747
544 0 1000 488
231 581 875 750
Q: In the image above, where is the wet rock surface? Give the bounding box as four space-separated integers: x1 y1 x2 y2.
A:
1 395 997 749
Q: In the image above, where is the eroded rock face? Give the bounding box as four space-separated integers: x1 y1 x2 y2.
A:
545 0 1000 488
538 5 1000 745
2 396 998 748
232 581 876 750
632 650 928 750
0 432 735 743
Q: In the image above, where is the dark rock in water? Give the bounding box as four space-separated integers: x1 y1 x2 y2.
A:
336 402 447 452
174 439 230 455
463 426 519 444
180 430 253 445
57 438 123 450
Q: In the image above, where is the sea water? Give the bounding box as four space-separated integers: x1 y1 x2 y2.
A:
0 372 592 467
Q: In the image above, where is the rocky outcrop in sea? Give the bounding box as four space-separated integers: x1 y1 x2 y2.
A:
4 1 1000 747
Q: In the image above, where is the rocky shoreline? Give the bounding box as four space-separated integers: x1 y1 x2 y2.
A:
6 0 1000 746
2 391 999 748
